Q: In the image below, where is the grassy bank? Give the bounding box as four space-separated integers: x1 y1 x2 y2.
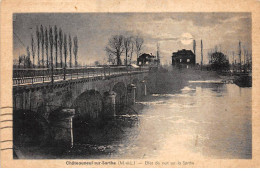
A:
146 67 221 94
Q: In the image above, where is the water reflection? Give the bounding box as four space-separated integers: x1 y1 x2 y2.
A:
72 82 251 159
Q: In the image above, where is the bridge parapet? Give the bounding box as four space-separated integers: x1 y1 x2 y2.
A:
13 68 150 116
13 66 149 86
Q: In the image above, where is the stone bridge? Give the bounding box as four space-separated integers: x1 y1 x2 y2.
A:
13 66 153 147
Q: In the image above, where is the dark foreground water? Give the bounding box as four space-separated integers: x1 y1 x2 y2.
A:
69 82 251 159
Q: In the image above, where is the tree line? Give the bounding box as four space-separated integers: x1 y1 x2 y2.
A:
207 43 252 72
105 34 144 66
17 25 78 68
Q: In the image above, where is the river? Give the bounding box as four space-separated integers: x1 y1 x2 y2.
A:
13 70 252 159
65 79 252 159
87 82 251 159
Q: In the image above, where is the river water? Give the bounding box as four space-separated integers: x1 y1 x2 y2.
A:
14 71 252 160
96 82 252 159
65 79 252 160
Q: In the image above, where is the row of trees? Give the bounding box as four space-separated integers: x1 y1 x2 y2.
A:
207 43 252 72
105 34 144 65
17 47 32 68
19 25 79 68
209 51 252 72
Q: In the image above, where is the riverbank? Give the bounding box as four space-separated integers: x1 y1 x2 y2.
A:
145 67 222 95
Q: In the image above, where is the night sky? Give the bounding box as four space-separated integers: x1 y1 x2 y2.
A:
13 13 251 65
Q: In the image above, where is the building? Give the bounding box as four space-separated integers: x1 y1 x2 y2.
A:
172 49 195 68
137 53 159 66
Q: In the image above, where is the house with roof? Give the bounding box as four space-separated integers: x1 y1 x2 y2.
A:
137 53 158 66
172 49 195 68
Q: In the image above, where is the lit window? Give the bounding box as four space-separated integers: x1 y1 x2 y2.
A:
187 59 190 63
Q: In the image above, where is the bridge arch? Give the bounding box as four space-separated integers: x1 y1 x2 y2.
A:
72 89 103 119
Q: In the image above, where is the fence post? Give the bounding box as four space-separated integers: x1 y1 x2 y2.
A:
70 68 72 80
63 67 66 80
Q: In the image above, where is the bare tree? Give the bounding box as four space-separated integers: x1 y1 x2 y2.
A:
129 36 135 65
26 46 31 68
40 25 45 67
94 60 100 66
58 28 63 68
23 55 26 68
18 55 24 68
49 26 54 83
18 51 31 68
135 36 144 61
123 36 131 66
54 25 58 67
45 27 49 68
68 34 72 68
110 56 116 65
31 34 36 68
73 36 78 67
106 51 115 65
105 35 125 65
36 26 41 67
63 34 67 68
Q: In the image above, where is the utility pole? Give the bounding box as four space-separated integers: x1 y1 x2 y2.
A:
157 42 160 66
243 47 246 65
201 40 203 70
238 41 241 72
193 39 196 63
232 51 235 65
243 48 248 72
232 51 235 72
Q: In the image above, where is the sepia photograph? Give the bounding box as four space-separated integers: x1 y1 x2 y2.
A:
11 12 252 160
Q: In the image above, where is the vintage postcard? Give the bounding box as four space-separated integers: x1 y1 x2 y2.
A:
1 0 260 168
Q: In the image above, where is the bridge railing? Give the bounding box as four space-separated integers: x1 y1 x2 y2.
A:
13 66 149 85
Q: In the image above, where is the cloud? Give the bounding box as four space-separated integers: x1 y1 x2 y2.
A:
13 13 251 65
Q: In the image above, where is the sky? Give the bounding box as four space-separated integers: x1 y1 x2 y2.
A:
13 13 251 65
